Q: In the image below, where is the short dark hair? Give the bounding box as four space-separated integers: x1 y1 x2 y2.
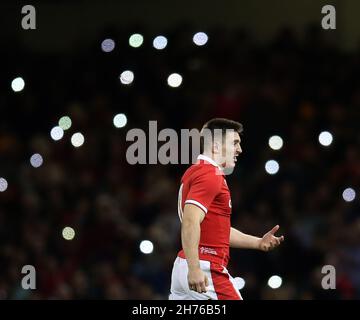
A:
200 118 243 152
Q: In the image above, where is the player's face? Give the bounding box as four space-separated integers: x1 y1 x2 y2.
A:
221 131 242 168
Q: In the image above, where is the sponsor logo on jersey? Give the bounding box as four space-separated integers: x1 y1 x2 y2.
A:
200 246 218 256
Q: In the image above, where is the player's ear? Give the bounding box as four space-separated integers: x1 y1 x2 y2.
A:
213 141 220 154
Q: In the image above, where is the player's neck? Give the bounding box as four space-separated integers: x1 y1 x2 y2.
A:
200 152 224 169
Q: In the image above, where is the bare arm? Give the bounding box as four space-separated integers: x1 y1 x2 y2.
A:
181 204 204 268
230 227 262 250
230 225 284 251
181 203 208 293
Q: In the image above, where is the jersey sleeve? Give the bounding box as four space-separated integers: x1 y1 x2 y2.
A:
184 170 222 214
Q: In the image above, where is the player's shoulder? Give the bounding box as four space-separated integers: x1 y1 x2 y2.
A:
182 161 222 183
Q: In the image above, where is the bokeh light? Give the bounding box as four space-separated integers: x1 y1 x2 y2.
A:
140 240 154 254
167 73 183 88
234 277 245 290
342 187 356 202
0 178 8 192
58 116 72 130
120 70 134 85
153 36 168 49
11 77 25 92
268 275 282 289
265 160 280 175
193 32 208 46
113 113 127 128
50 126 64 141
129 34 144 48
71 133 85 147
30 153 43 168
101 39 115 52
269 135 283 150
319 131 333 146
62 227 75 240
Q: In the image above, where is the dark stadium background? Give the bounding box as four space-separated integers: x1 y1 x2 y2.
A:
0 0 359 299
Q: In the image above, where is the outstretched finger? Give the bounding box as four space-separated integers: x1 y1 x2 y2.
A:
269 225 280 235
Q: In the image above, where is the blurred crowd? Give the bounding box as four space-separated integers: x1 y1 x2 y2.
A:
0 24 359 299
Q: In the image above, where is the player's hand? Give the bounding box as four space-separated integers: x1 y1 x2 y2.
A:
188 267 209 293
259 225 284 251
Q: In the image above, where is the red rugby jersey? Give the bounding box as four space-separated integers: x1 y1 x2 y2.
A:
177 154 232 267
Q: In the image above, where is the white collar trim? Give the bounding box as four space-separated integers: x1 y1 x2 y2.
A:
197 154 223 170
